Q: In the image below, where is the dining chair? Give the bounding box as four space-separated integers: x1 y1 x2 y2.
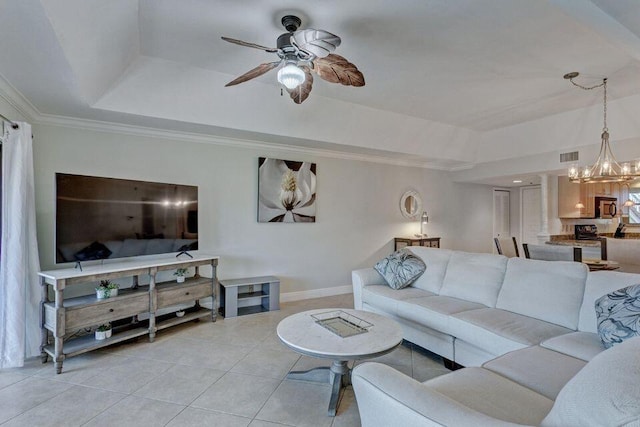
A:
522 243 582 262
494 237 520 258
602 237 640 273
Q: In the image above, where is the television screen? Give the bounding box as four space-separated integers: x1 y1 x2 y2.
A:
55 173 198 264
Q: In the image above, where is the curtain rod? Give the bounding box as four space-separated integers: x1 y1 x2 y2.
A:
0 112 19 129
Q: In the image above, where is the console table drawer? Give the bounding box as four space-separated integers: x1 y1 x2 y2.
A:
157 282 211 308
66 294 149 330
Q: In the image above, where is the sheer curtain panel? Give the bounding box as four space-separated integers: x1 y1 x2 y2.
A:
0 122 41 368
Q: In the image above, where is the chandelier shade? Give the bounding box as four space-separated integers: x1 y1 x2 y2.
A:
564 73 640 183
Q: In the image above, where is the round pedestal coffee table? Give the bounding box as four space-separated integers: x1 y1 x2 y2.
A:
277 308 403 416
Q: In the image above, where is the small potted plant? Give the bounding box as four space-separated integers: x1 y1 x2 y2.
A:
95 323 112 340
174 268 189 283
95 283 110 299
101 280 120 297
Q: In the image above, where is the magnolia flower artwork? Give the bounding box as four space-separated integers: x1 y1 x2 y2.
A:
258 157 317 222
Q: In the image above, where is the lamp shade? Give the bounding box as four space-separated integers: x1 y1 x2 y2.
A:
277 64 305 89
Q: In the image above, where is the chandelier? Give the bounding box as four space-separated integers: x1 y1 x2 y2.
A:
565 72 640 183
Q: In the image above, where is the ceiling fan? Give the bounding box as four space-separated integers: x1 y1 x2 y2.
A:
222 15 365 104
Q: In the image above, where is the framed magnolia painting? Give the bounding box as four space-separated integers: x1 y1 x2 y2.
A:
258 157 317 222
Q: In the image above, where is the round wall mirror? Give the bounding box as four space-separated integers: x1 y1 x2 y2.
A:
400 190 422 219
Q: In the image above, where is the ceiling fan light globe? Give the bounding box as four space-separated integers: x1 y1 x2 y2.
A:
277 64 305 89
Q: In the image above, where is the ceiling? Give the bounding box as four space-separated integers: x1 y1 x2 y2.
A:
1 0 640 172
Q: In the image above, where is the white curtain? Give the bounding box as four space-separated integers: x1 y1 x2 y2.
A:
0 122 41 368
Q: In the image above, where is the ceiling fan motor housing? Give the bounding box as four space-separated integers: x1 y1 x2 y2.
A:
277 33 294 50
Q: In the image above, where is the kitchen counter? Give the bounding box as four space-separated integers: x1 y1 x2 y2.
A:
546 240 601 247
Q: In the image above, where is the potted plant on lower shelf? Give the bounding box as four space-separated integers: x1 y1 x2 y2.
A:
100 279 120 297
174 268 189 283
95 323 112 340
95 284 110 299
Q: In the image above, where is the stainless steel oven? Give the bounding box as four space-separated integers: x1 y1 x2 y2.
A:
575 224 598 240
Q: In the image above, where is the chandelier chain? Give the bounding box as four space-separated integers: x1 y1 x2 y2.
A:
568 77 608 131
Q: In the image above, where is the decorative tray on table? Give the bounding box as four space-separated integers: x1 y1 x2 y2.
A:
311 310 372 338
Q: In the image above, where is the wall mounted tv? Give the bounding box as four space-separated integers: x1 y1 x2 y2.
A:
55 173 198 264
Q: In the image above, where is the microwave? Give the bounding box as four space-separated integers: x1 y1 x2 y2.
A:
595 196 617 218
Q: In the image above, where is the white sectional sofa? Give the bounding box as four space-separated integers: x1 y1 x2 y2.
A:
352 247 639 366
351 247 640 426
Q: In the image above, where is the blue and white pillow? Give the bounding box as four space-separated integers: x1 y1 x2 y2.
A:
595 284 640 348
374 250 426 290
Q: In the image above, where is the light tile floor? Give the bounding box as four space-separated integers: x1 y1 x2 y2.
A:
0 295 450 426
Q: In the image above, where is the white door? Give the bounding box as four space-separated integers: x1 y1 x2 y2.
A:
521 186 541 246
493 189 510 252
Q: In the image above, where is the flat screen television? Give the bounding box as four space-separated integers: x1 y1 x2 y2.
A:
55 173 198 264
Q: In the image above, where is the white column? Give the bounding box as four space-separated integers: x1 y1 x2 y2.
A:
537 173 551 243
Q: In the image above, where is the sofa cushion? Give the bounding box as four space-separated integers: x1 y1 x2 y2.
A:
119 238 149 257
483 345 586 400
374 250 426 290
425 367 554 425
362 284 436 316
449 308 573 356
146 238 176 256
397 296 485 335
595 284 640 348
540 331 605 361
579 271 640 333
103 240 124 258
541 336 640 427
496 258 587 329
405 247 453 293
439 251 508 307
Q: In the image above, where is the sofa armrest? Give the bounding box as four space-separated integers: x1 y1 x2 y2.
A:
352 363 529 427
352 268 385 309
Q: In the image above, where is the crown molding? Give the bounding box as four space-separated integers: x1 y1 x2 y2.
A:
0 73 474 170
0 73 40 122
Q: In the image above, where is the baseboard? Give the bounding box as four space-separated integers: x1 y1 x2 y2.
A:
280 285 353 303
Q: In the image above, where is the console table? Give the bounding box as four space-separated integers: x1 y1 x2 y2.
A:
39 254 219 374
394 237 441 251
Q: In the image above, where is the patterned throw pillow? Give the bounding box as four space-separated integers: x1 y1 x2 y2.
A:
595 284 640 348
374 250 426 290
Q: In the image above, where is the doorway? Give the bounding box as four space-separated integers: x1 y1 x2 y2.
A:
521 186 542 246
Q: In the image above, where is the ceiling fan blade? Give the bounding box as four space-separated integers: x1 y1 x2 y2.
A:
221 36 278 53
291 29 341 58
225 61 281 87
312 54 365 87
286 66 314 104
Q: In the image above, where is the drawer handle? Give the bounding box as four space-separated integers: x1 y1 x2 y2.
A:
109 308 114 312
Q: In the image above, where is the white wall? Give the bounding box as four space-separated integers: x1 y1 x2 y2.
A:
32 123 481 297
446 183 495 253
